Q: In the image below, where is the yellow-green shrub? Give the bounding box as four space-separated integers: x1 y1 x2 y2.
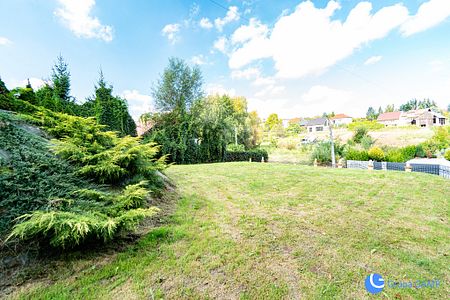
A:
368 146 385 161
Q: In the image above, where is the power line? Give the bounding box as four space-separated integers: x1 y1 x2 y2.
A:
207 0 251 22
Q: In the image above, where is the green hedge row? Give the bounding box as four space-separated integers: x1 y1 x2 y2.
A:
344 144 429 163
224 149 269 162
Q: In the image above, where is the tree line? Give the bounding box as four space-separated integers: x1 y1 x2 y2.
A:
142 58 262 164
0 55 136 136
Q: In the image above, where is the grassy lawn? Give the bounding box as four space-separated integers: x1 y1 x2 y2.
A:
8 163 449 299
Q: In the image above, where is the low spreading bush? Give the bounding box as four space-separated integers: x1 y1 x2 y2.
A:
224 149 268 162
368 146 385 161
1 106 167 248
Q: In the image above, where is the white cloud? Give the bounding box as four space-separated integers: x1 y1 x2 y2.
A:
228 1 409 78
254 85 285 97
231 18 269 44
214 6 240 31
6 78 46 90
400 0 450 36
121 90 154 120
205 83 236 96
161 23 181 44
213 36 228 54
199 17 213 29
364 55 383 65
0 37 12 46
231 67 260 79
190 54 207 65
54 0 113 42
252 76 275 86
299 85 357 116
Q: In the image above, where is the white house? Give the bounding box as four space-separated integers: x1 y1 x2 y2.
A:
377 111 403 126
331 114 352 126
306 117 330 133
377 109 447 127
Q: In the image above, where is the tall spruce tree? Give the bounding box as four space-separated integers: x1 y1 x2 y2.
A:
92 71 136 136
51 55 72 112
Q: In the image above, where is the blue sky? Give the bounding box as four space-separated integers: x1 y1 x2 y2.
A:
1 0 450 119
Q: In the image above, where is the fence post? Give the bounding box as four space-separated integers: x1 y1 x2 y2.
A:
382 161 387 171
405 162 412 172
368 160 374 171
313 159 318 167
337 158 343 169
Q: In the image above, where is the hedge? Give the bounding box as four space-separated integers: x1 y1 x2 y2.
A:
224 149 269 162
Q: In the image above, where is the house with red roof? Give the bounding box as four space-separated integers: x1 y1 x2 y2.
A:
377 109 447 127
330 113 352 126
377 111 403 126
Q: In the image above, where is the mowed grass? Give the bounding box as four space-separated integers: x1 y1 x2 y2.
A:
9 163 450 299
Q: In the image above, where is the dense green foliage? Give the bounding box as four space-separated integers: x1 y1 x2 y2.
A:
421 126 450 156
0 112 87 234
1 56 137 137
344 148 369 161
265 113 282 130
144 58 264 164
224 149 268 162
366 106 378 121
445 149 450 161
310 141 345 165
399 98 437 111
80 72 137 136
0 102 165 248
368 146 385 161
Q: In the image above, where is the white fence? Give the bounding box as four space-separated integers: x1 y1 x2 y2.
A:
346 160 450 179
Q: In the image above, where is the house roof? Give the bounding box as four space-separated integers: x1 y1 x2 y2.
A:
331 113 351 119
288 117 301 124
306 117 328 126
377 111 402 121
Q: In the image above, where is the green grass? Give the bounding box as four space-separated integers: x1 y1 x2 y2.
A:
7 163 450 299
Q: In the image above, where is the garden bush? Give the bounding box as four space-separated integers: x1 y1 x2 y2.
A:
310 141 345 165
224 149 268 162
360 135 374 150
444 149 450 161
344 148 369 161
1 109 166 248
352 126 369 144
226 144 245 152
368 146 385 161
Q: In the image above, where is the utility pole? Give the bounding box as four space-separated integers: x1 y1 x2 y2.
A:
327 117 336 168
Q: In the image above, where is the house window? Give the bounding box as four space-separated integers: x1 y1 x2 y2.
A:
316 126 323 131
439 118 445 125
433 117 436 124
309 127 312 132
